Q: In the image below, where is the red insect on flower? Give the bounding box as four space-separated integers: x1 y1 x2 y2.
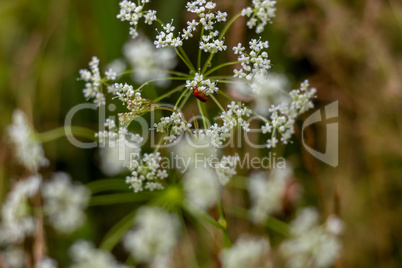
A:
193 86 208 102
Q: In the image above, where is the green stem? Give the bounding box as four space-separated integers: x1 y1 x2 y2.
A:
174 88 192 110
178 90 192 111
197 100 207 129
175 47 195 72
211 80 237 84
137 77 188 91
226 205 290 237
219 13 242 41
183 201 231 247
219 90 236 101
152 84 185 103
210 94 225 112
266 216 291 237
204 61 240 77
89 192 154 207
86 178 130 194
198 26 205 70
179 211 199 268
168 70 191 78
253 112 271 124
38 126 96 143
99 210 137 251
183 201 223 230
216 190 231 248
178 47 195 72
201 53 214 74
182 117 197 141
153 134 166 154
155 106 177 113
115 69 189 79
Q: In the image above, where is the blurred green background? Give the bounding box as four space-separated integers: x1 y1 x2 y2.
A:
1 0 402 267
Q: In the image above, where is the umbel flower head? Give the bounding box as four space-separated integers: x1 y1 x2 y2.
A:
78 0 317 193
72 0 338 267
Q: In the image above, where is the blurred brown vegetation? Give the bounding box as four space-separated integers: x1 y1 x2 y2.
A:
1 0 401 267
274 0 402 267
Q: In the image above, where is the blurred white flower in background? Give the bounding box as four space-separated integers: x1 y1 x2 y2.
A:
251 72 290 115
0 246 26 268
248 164 295 224
123 206 180 263
41 173 90 233
38 257 58 268
70 240 128 268
124 36 176 86
0 175 41 244
230 72 289 116
183 167 219 211
7 110 48 171
171 133 218 172
279 208 343 268
220 236 270 268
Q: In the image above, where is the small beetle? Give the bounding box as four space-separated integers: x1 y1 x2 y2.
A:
193 86 208 102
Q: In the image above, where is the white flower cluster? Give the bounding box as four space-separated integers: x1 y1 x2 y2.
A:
0 176 41 244
97 119 142 176
41 173 90 233
199 30 227 53
205 101 252 146
262 80 316 148
155 0 228 51
105 68 117 80
280 208 343 268
154 20 183 48
96 118 123 142
186 0 228 53
108 82 136 103
186 73 218 96
154 112 191 143
7 110 48 171
233 39 271 81
288 79 317 115
242 0 277 33
124 37 177 86
125 152 167 192
215 155 239 185
248 166 293 224
70 240 128 268
220 236 269 268
181 19 199 40
79 57 109 107
183 168 219 210
123 206 180 262
117 0 157 38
